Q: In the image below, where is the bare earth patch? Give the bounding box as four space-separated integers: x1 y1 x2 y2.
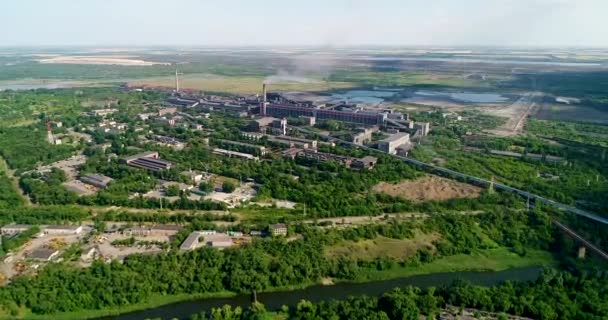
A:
373 175 481 202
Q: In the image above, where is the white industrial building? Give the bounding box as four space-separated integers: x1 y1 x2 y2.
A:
378 132 410 155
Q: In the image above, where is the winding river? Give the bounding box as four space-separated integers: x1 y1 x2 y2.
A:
101 267 542 320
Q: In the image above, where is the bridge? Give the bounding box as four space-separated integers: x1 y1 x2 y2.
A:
552 220 608 260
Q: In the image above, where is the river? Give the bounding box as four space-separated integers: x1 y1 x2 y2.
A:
101 267 542 320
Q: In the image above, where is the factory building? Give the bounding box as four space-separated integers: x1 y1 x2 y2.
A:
121 152 173 171
378 132 411 155
247 117 287 135
44 225 83 235
212 148 259 161
294 149 357 167
215 139 267 156
351 156 378 170
29 248 60 261
413 122 431 136
351 127 376 145
1 224 32 235
269 136 317 150
157 107 178 116
80 173 113 189
263 103 387 126
180 231 202 250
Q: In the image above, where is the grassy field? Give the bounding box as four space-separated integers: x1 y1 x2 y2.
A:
129 74 356 94
355 247 558 281
326 233 440 261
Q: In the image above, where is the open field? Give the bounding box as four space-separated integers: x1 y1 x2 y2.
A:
534 102 608 125
356 247 558 281
326 233 440 261
129 74 355 94
373 175 482 202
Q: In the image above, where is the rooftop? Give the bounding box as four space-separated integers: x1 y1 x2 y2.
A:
30 248 59 261
380 132 410 143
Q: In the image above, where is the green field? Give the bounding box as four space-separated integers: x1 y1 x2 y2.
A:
355 247 558 281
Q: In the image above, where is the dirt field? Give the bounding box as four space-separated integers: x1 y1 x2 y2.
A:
373 175 482 202
129 74 355 94
37 55 167 66
483 92 538 136
326 232 440 261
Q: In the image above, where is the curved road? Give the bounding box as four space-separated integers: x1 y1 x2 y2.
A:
290 126 608 225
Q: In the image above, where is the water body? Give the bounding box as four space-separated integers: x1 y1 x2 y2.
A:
330 90 397 104
408 90 509 103
102 267 542 320
0 83 73 91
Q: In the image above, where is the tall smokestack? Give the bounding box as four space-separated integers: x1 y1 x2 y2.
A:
260 83 268 116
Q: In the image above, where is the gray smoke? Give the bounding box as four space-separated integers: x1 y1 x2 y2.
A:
263 53 337 85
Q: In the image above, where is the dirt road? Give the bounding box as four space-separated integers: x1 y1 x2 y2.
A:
485 92 540 136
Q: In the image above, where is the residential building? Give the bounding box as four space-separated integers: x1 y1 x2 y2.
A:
158 107 178 116
87 109 118 117
181 171 204 184
270 223 288 237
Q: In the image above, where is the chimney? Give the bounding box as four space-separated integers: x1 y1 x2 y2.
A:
262 83 267 102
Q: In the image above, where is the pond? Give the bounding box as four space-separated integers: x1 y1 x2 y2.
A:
329 90 397 104
407 90 509 103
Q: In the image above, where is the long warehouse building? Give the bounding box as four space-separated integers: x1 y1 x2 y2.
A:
262 103 387 126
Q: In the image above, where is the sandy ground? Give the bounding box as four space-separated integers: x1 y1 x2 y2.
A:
38 56 167 66
373 175 482 202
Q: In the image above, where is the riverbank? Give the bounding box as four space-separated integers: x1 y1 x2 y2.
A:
355 247 557 281
11 247 556 320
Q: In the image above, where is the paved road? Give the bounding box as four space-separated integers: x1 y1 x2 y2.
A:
289 126 608 225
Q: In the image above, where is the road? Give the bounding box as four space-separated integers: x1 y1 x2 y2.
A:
289 126 608 225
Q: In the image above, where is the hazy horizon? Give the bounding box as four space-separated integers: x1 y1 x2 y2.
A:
1 0 607 47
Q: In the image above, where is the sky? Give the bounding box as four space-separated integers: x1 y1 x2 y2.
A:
1 0 606 47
